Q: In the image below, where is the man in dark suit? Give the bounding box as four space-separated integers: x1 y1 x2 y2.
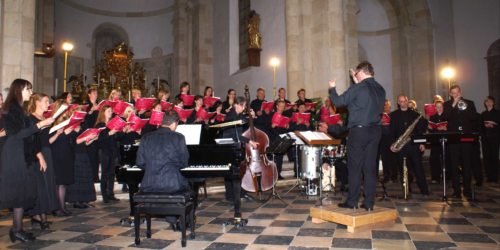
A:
442 85 479 198
390 95 429 196
329 61 386 211
136 111 191 227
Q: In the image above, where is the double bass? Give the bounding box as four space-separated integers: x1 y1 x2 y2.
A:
241 86 278 192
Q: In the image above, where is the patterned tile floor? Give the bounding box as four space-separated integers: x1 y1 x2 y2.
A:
0 179 499 249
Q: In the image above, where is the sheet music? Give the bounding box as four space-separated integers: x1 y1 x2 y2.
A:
176 124 202 145
51 104 68 119
49 118 70 134
215 138 235 144
280 132 305 145
300 131 331 141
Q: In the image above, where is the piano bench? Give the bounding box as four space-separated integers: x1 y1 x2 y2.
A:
133 191 196 247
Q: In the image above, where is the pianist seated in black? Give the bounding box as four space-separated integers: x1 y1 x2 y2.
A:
221 96 258 202
136 110 193 228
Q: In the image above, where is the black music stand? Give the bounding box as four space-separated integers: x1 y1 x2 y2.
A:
265 136 295 204
413 132 478 202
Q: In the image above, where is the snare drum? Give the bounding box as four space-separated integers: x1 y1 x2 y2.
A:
323 145 347 159
301 146 322 179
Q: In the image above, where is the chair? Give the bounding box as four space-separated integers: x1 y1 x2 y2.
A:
133 190 196 247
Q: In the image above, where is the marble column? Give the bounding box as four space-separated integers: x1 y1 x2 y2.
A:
34 0 55 95
1 0 36 93
285 0 358 100
172 0 191 93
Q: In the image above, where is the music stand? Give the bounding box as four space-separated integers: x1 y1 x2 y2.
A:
265 136 295 204
413 132 478 203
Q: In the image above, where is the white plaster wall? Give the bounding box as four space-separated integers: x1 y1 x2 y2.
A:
213 0 287 100
54 0 174 60
451 0 499 112
357 0 394 105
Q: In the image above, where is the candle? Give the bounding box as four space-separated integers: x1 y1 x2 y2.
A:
157 75 160 92
97 72 100 85
55 78 58 96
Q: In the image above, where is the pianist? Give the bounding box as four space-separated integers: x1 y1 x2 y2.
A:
136 111 192 228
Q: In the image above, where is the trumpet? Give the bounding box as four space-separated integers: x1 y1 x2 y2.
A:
403 157 409 200
457 98 467 111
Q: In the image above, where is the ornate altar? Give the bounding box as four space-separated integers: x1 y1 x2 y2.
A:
93 43 147 100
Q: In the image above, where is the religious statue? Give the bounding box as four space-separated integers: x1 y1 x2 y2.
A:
247 11 262 49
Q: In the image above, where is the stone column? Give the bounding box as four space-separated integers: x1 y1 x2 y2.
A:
1 0 36 92
172 0 191 93
285 0 358 100
34 0 55 95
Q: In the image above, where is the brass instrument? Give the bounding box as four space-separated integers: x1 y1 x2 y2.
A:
457 98 468 111
403 157 409 200
390 113 423 152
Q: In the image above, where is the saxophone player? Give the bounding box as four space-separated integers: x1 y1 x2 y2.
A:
390 95 430 196
442 85 479 198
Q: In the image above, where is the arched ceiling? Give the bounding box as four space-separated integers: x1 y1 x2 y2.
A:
59 0 175 17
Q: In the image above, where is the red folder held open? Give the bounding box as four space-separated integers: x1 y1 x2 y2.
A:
180 94 195 106
149 110 164 126
134 98 156 111
272 113 291 128
106 116 127 131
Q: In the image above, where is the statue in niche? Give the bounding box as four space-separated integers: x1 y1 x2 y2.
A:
247 10 262 49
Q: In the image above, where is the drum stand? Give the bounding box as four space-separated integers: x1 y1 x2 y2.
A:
286 144 303 194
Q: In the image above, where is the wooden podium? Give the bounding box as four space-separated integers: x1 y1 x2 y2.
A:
310 205 397 233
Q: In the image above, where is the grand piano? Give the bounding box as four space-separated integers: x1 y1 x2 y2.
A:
116 141 247 227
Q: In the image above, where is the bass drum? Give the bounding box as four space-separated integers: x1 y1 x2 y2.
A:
301 146 322 179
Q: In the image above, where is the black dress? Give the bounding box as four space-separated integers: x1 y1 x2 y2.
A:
66 141 96 203
51 131 76 185
0 103 39 209
25 115 59 215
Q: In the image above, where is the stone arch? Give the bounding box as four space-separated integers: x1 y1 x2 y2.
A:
486 39 500 108
371 0 435 105
92 23 129 64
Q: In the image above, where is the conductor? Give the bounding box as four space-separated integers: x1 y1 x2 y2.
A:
328 61 386 211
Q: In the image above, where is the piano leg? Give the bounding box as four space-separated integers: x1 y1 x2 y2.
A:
120 182 140 226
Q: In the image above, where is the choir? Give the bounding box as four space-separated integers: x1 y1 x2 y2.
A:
0 75 499 243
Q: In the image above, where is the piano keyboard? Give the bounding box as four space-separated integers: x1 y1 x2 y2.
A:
181 164 231 171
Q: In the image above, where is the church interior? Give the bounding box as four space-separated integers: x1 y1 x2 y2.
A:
0 0 499 249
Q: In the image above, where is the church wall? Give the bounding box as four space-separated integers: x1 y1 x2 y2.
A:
451 0 499 111
212 0 287 100
54 0 174 85
357 0 394 106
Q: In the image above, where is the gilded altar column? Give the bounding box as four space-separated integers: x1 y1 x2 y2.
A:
0 0 36 92
285 0 358 98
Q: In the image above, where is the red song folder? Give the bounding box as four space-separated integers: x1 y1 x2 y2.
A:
149 110 164 126
260 101 274 112
196 108 216 121
381 113 391 125
320 107 329 116
77 127 105 143
106 115 127 131
285 103 296 110
180 94 195 106
305 102 317 110
97 100 118 110
173 106 194 121
428 121 448 130
322 114 341 125
112 101 132 115
128 114 149 132
160 101 172 111
134 98 156 111
424 104 436 117
214 113 226 122
203 96 220 108
291 112 311 125
272 113 291 128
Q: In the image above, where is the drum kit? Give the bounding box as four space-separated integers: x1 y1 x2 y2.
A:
298 144 347 196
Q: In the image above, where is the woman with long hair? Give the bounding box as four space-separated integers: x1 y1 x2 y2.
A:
108 89 122 101
0 79 54 242
25 93 59 229
59 92 73 105
95 105 120 203
83 88 100 182
222 89 236 114
50 102 77 216
203 86 213 97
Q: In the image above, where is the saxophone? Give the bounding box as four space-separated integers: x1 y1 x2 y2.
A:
390 113 423 152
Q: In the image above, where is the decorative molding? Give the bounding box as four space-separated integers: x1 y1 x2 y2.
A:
60 0 175 17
